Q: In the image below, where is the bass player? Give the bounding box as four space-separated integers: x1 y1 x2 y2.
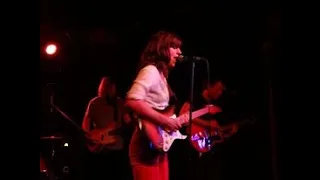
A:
82 76 132 180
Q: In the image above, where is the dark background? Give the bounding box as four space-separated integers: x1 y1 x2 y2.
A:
40 1 281 180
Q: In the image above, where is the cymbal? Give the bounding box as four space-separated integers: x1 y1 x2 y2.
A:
40 135 64 140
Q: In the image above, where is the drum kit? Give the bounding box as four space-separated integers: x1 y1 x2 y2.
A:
40 135 69 180
40 83 74 180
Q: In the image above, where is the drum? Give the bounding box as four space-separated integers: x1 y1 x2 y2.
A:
40 135 72 180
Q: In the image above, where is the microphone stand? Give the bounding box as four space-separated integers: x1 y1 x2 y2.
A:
49 93 84 134
187 57 210 179
45 83 58 161
188 61 196 137
46 83 87 141
188 58 210 141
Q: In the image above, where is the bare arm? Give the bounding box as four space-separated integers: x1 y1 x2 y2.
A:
125 65 182 131
116 97 132 125
82 102 92 133
81 98 105 132
82 115 91 133
125 99 169 126
125 66 170 127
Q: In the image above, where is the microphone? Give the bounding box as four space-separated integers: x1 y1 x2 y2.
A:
177 55 208 62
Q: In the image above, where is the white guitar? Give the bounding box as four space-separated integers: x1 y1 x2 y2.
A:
138 104 217 152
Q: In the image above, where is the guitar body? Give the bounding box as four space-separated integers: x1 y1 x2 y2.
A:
140 114 188 152
189 123 220 153
86 124 124 153
139 104 216 152
139 106 187 152
190 116 256 153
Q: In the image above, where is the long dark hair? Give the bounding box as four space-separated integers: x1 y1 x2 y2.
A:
137 30 182 78
97 76 117 104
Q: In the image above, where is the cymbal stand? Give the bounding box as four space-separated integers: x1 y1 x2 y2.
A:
48 83 87 139
47 83 58 161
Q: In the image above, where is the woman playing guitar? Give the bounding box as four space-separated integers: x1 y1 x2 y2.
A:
125 31 190 180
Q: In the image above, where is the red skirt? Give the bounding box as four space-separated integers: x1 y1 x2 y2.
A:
129 127 169 180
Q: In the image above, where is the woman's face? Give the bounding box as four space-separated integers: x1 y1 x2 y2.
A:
168 46 182 68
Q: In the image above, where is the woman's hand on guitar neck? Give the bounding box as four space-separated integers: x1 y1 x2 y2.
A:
177 113 189 126
163 114 189 132
162 116 183 131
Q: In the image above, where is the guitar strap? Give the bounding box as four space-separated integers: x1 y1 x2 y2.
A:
167 83 178 108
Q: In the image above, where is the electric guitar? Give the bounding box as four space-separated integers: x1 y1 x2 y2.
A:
138 104 219 152
86 122 124 152
189 116 256 152
85 97 126 153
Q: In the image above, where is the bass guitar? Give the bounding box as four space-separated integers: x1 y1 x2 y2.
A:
86 122 124 153
138 104 218 152
189 116 256 153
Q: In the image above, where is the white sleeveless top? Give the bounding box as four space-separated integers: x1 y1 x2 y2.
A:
126 65 169 110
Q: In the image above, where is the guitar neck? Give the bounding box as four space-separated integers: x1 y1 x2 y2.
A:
182 107 209 120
